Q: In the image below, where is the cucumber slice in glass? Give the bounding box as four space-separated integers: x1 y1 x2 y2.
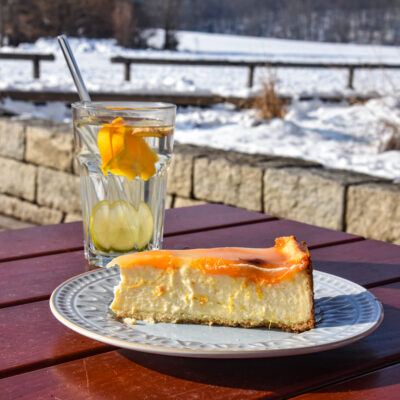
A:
109 201 138 252
90 200 112 252
136 201 154 250
90 200 139 253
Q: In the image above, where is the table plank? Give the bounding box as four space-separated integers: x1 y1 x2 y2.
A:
163 218 362 250
0 223 83 262
0 218 364 308
0 251 87 308
1 281 398 398
0 205 275 262
291 363 400 400
0 300 113 378
311 239 400 288
0 351 262 400
164 204 276 235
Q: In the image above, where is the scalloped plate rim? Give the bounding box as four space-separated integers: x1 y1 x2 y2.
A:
49 268 384 359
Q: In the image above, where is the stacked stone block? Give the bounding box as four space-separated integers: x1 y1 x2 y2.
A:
0 117 399 244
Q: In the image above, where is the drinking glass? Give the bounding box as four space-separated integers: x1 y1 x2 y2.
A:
72 102 176 267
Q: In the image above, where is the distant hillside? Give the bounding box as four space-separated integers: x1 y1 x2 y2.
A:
176 0 400 45
2 0 400 47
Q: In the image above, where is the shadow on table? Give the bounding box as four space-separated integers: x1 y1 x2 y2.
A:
312 260 400 288
291 363 400 398
45 297 397 399
117 299 397 395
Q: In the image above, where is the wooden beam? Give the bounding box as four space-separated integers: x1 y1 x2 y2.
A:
0 53 55 61
348 67 355 89
33 56 40 79
0 90 372 108
247 66 255 87
111 56 400 70
124 62 131 81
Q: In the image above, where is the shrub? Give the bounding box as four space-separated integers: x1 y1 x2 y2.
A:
253 76 286 120
379 120 400 152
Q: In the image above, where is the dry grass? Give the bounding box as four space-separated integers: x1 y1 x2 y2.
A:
379 120 400 152
253 76 286 120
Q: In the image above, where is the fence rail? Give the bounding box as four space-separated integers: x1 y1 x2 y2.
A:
0 53 55 79
0 90 372 109
111 56 400 89
1 52 398 88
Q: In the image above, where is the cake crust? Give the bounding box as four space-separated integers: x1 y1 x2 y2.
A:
120 312 314 333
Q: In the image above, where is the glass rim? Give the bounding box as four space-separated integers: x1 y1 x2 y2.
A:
71 101 176 112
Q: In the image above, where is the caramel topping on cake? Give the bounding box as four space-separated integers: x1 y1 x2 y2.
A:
110 236 309 285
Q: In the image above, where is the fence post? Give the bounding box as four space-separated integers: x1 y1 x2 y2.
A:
347 67 355 89
124 62 131 81
247 65 255 87
33 57 40 79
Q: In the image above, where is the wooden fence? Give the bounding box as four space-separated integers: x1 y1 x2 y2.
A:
0 90 372 109
111 56 400 89
0 53 55 79
1 52 398 89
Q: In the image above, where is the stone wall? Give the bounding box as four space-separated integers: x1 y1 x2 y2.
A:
1 117 399 243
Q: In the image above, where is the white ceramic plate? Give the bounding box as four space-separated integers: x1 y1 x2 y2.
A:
50 267 383 358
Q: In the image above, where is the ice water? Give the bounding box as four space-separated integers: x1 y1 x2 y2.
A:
73 116 174 267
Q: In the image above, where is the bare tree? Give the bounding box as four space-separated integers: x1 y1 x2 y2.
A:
163 0 178 49
0 0 4 46
4 0 400 47
112 0 150 48
176 0 400 45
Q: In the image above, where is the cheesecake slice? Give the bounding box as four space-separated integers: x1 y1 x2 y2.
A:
108 236 315 333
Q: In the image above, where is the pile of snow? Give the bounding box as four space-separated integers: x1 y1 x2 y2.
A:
175 97 400 181
3 95 399 181
1 99 71 121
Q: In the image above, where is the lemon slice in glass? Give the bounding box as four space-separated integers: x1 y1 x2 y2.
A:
90 200 138 253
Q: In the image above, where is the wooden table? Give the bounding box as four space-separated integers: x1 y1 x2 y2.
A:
1 204 399 399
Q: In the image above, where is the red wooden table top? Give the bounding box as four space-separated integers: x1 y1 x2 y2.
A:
0 204 399 400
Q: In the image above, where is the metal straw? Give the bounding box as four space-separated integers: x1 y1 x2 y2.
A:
57 35 128 202
57 35 92 103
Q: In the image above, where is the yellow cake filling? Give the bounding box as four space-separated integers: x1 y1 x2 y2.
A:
108 236 315 332
110 264 313 328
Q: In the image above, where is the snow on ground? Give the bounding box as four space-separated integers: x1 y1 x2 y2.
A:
3 95 399 181
0 31 399 181
175 97 400 181
1 99 71 122
1 31 400 97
